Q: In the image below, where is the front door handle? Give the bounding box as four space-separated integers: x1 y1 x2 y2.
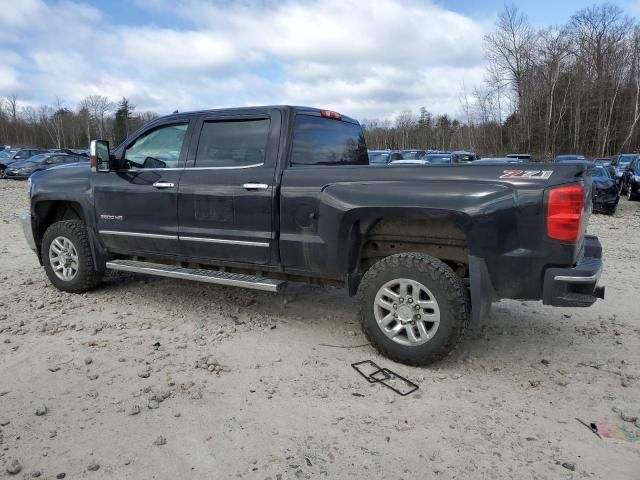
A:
153 181 175 189
242 183 269 190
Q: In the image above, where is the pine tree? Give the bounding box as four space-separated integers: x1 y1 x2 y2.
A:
114 97 134 145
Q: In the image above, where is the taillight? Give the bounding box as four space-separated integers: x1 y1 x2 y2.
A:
547 184 584 242
320 109 342 120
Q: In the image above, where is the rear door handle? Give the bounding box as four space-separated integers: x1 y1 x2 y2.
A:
242 183 269 190
153 181 175 189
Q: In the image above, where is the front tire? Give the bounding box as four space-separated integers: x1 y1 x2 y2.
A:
42 220 103 293
628 186 638 201
357 253 469 366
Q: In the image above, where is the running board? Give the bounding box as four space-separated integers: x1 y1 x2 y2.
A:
106 259 285 292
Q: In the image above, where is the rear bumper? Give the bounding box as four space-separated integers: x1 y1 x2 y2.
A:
542 235 604 307
21 213 38 254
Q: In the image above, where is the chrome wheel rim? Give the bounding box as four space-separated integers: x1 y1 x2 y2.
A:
49 236 79 281
373 278 440 347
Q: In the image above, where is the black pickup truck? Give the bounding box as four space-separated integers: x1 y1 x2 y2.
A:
22 106 604 366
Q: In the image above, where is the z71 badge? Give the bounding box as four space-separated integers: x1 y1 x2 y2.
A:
500 170 553 179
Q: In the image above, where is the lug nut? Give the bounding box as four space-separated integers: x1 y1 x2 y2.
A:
393 303 398 309
414 305 420 310
393 313 398 318
407 298 413 304
415 314 421 320
399 298 404 303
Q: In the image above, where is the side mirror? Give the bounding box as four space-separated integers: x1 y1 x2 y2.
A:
90 140 111 172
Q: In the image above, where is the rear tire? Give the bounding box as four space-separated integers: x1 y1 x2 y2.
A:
357 253 469 366
42 220 103 293
628 186 638 201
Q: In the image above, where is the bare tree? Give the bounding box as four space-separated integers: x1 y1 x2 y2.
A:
5 94 18 122
394 110 415 149
79 95 113 139
484 5 537 150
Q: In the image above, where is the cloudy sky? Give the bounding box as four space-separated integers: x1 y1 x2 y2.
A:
1 0 638 121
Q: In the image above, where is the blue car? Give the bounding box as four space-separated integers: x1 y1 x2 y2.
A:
4 153 85 179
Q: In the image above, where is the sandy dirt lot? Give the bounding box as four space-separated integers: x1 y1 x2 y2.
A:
1 179 639 479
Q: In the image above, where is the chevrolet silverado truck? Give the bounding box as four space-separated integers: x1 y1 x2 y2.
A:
21 106 605 366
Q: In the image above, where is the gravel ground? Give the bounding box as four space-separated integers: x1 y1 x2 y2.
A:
1 179 639 479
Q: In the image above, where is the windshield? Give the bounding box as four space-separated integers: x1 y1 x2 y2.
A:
369 153 390 164
0 151 9 159
423 154 451 164
618 155 635 166
592 166 609 178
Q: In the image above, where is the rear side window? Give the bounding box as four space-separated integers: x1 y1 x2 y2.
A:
194 119 270 168
290 115 368 166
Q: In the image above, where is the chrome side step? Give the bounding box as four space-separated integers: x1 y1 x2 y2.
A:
106 259 285 292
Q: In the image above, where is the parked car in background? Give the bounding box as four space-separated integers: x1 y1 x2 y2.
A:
621 157 640 201
471 158 523 164
451 151 480 163
1 148 19 158
401 149 427 160
591 165 619 214
368 150 404 165
553 154 587 163
0 148 49 177
617 154 639 194
421 153 453 164
388 159 432 166
5 153 84 179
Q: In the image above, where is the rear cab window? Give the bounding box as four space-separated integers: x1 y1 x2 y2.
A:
290 115 368 167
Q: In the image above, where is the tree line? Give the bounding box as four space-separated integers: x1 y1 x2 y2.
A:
0 95 157 150
364 3 640 159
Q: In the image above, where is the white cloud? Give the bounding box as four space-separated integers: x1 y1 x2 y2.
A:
0 0 490 121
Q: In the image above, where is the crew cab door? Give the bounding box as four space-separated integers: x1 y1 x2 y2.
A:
177 110 280 265
93 119 193 257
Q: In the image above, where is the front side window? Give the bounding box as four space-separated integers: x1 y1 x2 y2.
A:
124 123 188 169
194 119 270 168
290 115 368 166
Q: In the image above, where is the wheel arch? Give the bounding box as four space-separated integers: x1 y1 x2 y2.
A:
32 200 106 270
341 208 493 322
